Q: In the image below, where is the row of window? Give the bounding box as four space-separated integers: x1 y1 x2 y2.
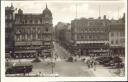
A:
76 28 107 33
15 19 52 24
15 35 51 41
111 32 125 37
111 39 125 45
77 35 107 41
15 28 50 34
5 22 13 28
16 46 51 50
74 21 106 27
5 15 13 20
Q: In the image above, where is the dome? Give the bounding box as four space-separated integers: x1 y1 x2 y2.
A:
42 4 52 17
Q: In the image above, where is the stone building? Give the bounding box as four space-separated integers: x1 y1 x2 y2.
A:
71 16 110 56
54 22 67 43
13 5 53 58
109 14 125 56
54 22 73 52
5 4 15 58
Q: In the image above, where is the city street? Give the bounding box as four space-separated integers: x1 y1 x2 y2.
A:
53 42 71 60
29 42 95 77
7 42 124 77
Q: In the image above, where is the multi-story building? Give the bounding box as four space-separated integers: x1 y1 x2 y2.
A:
5 4 15 58
13 5 53 58
71 16 109 56
54 22 67 43
109 14 125 56
65 23 72 46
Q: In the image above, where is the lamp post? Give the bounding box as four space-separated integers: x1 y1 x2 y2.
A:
51 48 54 74
51 43 55 74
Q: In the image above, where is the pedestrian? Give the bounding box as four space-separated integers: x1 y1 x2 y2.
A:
55 57 56 61
39 72 41 76
93 61 97 71
87 60 90 68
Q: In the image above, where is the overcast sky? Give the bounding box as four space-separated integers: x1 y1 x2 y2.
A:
4 1 125 26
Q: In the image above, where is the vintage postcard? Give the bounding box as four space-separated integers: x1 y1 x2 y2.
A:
1 0 127 82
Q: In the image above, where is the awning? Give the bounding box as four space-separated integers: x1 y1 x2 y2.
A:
76 41 109 44
89 50 109 52
15 50 36 53
15 41 42 46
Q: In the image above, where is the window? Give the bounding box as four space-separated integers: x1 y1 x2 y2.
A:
81 36 84 39
30 20 32 24
120 39 125 43
35 20 38 24
40 19 42 24
46 28 48 32
116 40 118 44
120 32 124 36
38 34 41 40
25 20 27 24
111 32 114 36
111 40 114 44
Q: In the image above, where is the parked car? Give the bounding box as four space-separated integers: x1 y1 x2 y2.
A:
104 56 123 68
31 57 41 63
104 60 115 67
112 62 124 68
6 62 33 74
113 56 122 63
67 57 73 62
96 56 113 65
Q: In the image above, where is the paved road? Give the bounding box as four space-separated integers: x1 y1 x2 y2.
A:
31 60 94 77
53 42 70 60
5 42 94 77
30 42 95 77
6 42 124 77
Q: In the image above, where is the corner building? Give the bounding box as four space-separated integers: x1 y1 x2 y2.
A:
5 5 15 58
71 16 109 56
14 5 53 58
109 15 125 56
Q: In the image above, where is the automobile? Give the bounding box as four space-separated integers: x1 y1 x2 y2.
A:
66 57 73 62
104 56 123 67
96 56 113 65
104 60 115 67
31 57 41 63
113 56 122 63
6 62 33 74
112 62 124 68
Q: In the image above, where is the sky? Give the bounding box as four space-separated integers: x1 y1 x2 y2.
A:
4 0 126 26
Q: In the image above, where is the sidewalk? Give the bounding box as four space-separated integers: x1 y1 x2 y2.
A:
89 65 124 77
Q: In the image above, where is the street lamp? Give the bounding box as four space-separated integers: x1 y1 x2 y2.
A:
51 45 55 74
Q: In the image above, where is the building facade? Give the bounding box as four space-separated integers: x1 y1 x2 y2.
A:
109 15 125 56
71 16 109 56
13 5 53 58
54 22 72 48
5 4 15 58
